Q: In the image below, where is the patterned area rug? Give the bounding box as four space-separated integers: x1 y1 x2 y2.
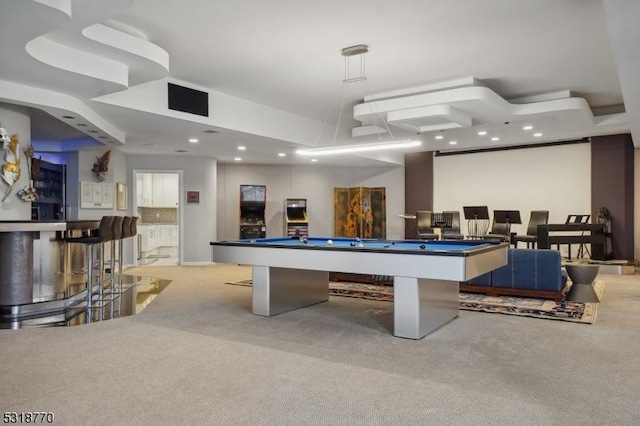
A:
226 279 604 324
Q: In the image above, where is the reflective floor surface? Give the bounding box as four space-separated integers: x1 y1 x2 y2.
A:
0 275 172 329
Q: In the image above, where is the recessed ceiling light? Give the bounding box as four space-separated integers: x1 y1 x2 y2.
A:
278 153 286 157
62 115 75 119
435 135 444 140
237 146 246 151
189 138 199 143
523 125 533 131
311 158 318 162
449 141 457 145
478 131 487 136
234 157 242 161
491 137 500 141
533 132 543 137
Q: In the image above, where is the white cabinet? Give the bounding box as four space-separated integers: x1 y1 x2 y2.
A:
142 174 179 207
140 224 179 254
137 174 154 207
139 225 156 252
162 174 179 207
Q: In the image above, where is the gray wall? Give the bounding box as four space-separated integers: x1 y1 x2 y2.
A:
217 164 405 240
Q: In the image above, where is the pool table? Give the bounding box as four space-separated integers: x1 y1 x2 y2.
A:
210 237 508 339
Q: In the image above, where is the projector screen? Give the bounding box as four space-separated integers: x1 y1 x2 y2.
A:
433 143 591 238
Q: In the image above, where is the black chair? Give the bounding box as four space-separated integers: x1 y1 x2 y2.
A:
514 210 549 248
416 211 438 240
484 221 510 243
65 216 115 322
441 210 465 240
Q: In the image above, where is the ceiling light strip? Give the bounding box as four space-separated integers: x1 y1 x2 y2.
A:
296 141 421 156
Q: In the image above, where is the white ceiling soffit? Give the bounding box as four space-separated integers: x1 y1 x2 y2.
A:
352 78 628 144
0 0 168 147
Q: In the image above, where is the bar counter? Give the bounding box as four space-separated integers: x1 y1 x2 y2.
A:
0 220 100 315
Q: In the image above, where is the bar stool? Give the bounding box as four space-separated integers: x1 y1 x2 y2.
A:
107 216 124 318
65 216 115 323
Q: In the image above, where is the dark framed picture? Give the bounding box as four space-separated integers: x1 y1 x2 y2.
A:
186 190 200 204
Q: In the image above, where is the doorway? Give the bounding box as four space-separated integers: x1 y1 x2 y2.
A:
133 170 182 266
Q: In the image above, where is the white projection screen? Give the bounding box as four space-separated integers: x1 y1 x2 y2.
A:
433 143 591 241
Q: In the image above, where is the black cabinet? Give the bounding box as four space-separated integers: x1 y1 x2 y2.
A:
32 160 65 220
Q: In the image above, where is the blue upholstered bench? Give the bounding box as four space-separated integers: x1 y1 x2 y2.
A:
460 248 569 301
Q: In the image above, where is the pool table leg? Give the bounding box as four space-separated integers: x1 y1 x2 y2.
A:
252 266 329 316
393 277 459 339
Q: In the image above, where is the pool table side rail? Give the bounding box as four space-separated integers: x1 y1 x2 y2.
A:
209 238 506 258
210 242 508 282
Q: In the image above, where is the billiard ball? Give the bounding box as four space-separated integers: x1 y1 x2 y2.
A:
302 237 308 244
358 243 364 247
383 244 390 248
327 239 333 245
391 242 396 245
350 242 356 247
356 237 361 242
419 244 426 249
250 239 256 243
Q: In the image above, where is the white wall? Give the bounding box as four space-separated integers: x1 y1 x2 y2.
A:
128 154 217 264
66 148 128 220
217 164 405 240
0 103 32 219
434 143 592 241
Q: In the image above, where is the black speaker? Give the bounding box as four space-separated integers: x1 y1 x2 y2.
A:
168 83 209 117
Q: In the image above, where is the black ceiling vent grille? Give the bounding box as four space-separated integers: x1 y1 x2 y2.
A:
168 83 209 117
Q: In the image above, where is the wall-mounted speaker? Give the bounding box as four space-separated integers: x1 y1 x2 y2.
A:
168 83 209 117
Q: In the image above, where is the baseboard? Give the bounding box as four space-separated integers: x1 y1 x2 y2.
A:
597 264 636 275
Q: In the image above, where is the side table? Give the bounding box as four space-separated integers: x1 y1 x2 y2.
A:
565 263 600 302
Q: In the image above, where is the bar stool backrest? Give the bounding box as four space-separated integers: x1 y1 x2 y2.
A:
111 216 124 241
131 216 138 237
122 216 133 239
98 216 116 241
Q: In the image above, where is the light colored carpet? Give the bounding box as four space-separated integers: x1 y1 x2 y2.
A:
1 263 639 426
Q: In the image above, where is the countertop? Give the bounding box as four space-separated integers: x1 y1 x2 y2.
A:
0 220 100 232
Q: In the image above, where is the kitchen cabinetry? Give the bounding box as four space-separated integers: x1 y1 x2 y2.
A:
138 224 179 255
136 174 153 207
137 173 179 207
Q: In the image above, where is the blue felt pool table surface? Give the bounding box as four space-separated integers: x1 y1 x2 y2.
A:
224 236 495 256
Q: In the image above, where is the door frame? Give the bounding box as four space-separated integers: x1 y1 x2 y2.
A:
132 169 184 266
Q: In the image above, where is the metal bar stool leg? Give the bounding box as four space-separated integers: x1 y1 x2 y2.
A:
109 238 116 319
86 244 94 323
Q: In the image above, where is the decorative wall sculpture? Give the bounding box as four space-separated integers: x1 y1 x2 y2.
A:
17 145 38 202
1 125 20 202
334 187 386 238
92 150 111 181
